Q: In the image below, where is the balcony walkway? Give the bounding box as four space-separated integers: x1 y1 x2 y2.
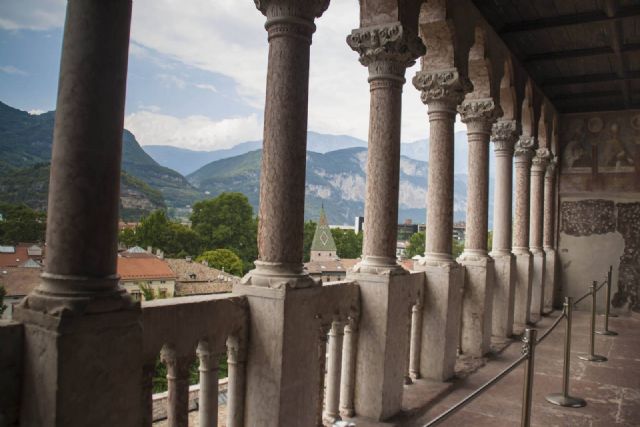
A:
398 310 640 427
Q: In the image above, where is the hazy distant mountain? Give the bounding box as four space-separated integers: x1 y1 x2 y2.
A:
401 131 471 174
0 101 200 218
144 131 368 175
187 147 476 225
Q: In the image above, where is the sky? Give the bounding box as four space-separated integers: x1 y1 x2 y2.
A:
0 0 464 152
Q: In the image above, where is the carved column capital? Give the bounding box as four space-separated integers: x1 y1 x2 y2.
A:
531 147 552 173
254 0 330 19
491 119 520 156
545 156 558 178
458 98 502 134
347 22 425 83
514 136 536 164
413 68 473 112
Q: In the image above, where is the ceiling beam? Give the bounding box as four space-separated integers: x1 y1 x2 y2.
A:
542 70 640 87
605 0 631 108
524 43 640 63
550 90 622 102
499 5 640 34
558 103 640 114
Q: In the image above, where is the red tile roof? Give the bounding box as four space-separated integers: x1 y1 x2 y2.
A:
117 256 177 280
0 267 41 296
0 243 44 268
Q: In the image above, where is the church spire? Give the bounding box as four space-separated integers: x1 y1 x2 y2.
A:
310 205 337 261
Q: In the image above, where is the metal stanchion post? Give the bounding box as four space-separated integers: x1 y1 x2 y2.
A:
520 328 537 427
597 268 618 335
546 297 586 407
578 282 608 362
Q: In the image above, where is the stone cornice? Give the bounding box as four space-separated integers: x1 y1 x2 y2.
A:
458 98 502 132
531 147 552 172
491 119 520 154
347 23 425 82
514 136 536 161
254 0 330 20
412 68 473 111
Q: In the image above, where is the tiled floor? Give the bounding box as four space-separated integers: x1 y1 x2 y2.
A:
398 310 640 427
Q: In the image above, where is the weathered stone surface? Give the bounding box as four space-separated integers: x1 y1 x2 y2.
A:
0 321 23 427
529 250 546 320
459 256 495 357
413 262 463 381
491 254 516 338
513 252 533 331
347 271 422 420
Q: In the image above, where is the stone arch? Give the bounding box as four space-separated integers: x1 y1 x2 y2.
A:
418 0 472 76
466 26 492 99
520 79 535 137
537 102 551 148
359 0 422 31
551 114 559 154
499 58 517 121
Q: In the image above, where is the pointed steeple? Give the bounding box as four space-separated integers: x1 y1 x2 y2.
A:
310 205 337 261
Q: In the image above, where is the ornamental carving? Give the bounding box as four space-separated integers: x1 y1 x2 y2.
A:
458 98 502 127
491 120 519 153
545 156 558 177
412 68 473 107
347 23 425 78
531 147 552 171
612 202 640 312
560 200 616 236
254 0 330 19
514 136 536 159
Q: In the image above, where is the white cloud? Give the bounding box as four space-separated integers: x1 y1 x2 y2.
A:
28 109 45 115
0 0 65 31
125 111 262 151
0 65 27 75
194 83 217 93
156 73 187 89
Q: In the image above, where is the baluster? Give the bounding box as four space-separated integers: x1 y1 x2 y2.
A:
197 341 220 427
227 338 246 427
339 319 358 418
324 321 345 425
409 302 423 380
161 346 193 427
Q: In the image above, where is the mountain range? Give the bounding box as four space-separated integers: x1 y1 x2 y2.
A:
0 100 491 226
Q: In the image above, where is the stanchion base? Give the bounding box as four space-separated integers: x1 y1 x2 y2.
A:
596 330 618 336
545 393 587 408
578 354 608 362
600 313 618 318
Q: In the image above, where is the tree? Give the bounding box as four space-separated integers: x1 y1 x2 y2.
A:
191 193 257 272
452 238 465 259
138 283 156 301
405 232 425 258
118 210 201 257
331 228 363 259
302 220 317 262
197 249 244 276
0 202 46 244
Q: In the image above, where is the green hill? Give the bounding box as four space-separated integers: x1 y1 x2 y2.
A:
0 101 201 217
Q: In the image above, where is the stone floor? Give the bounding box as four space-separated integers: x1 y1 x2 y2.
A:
392 310 640 427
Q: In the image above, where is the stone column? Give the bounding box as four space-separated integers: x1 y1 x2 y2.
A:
236 2 332 426
226 341 246 427
512 136 535 332
457 98 501 357
161 347 193 427
412 68 471 379
14 1 143 426
197 342 219 427
346 22 425 420
490 120 519 339
339 320 357 418
323 321 344 425
409 301 423 379
529 148 551 320
543 157 558 313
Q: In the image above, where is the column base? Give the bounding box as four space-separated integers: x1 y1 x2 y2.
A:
346 270 423 421
513 249 533 333
458 254 495 357
543 248 557 313
530 249 546 321
490 252 516 339
13 305 143 427
232 281 327 427
413 259 463 381
240 261 320 289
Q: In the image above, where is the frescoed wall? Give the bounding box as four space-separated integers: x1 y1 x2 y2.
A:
557 111 640 313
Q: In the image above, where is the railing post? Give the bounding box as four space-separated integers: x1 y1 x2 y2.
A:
578 282 608 362
520 328 537 427
597 267 618 335
545 297 586 407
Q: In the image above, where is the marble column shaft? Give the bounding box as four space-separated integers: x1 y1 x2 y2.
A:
252 1 329 285
543 158 558 312
197 342 219 427
348 22 425 271
226 342 246 427
161 348 193 427
458 98 500 357
490 120 519 339
529 148 550 319
412 68 470 380
323 321 344 425
512 136 535 328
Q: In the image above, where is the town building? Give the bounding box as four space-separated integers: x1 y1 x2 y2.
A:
0 267 41 319
0 243 44 268
117 254 177 301
166 258 239 296
2 2 640 427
